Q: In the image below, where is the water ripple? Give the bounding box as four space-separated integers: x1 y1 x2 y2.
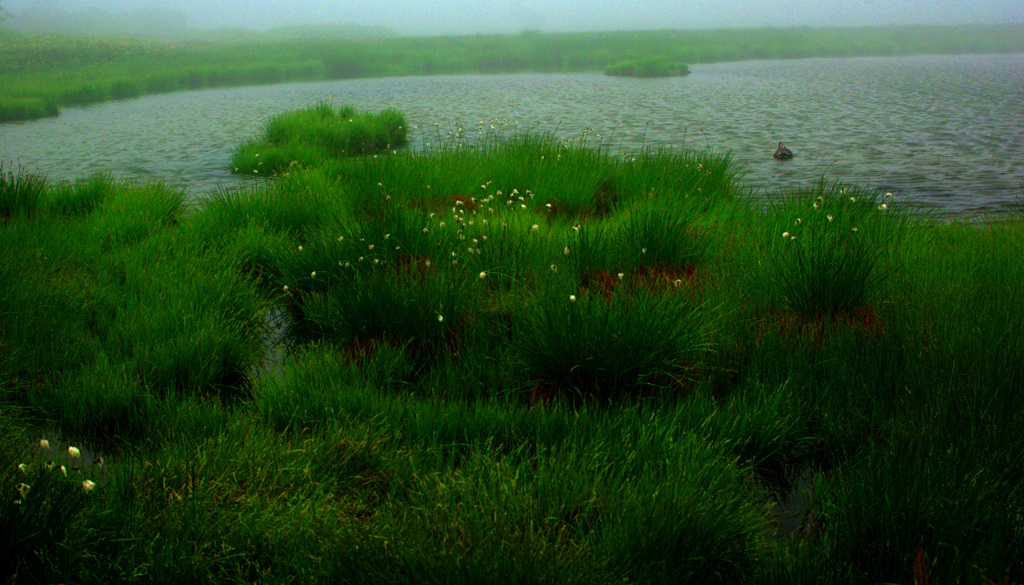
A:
2 53 1022 215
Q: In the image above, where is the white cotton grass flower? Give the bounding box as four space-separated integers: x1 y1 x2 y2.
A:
618 272 625 281
297 246 303 252
39 439 49 450
531 224 539 232
827 214 834 222
16 483 30 498
878 203 888 211
782 231 790 239
885 192 894 198
563 247 570 256
18 463 28 475
310 271 316 278
283 285 289 292
479 271 487 279
641 248 647 254
551 264 558 272
569 295 577 302
82 480 96 493
437 314 444 323
852 227 860 233
68 446 81 459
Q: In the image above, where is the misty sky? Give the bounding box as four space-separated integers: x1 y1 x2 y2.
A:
5 0 1024 36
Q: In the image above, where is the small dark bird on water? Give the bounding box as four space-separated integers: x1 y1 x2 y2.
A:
774 142 793 159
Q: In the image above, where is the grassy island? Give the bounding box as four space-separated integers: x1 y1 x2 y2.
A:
2 111 1024 583
2 23 1024 122
605 57 690 78
231 102 408 175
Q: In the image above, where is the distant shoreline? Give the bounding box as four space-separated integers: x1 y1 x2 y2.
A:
3 23 1024 123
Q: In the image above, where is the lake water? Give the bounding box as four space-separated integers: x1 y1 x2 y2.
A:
2 53 1023 215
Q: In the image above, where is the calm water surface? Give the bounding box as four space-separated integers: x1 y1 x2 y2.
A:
2 53 1023 215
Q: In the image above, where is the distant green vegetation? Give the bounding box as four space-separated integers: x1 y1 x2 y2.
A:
231 102 408 175
1 3 396 41
605 56 690 77
2 23 1024 122
2 111 1024 582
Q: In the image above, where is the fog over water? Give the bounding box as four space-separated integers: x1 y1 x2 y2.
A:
4 0 1023 35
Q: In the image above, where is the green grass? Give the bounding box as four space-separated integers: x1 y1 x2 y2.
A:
230 102 408 174
3 23 1024 122
604 56 690 77
0 163 47 219
2 119 1023 583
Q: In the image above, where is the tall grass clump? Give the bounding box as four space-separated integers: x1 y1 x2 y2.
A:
0 163 47 219
231 102 408 175
618 198 709 271
276 224 479 366
820 423 1024 584
765 181 907 320
45 172 116 217
517 274 712 401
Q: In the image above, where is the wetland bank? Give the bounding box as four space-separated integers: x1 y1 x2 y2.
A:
2 22 1024 585
4 102 1023 584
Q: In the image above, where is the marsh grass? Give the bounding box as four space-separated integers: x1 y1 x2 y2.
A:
605 56 690 77
765 181 907 325
5 24 1023 122
231 102 408 174
0 163 47 219
3 127 1024 583
45 172 116 216
517 274 712 402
